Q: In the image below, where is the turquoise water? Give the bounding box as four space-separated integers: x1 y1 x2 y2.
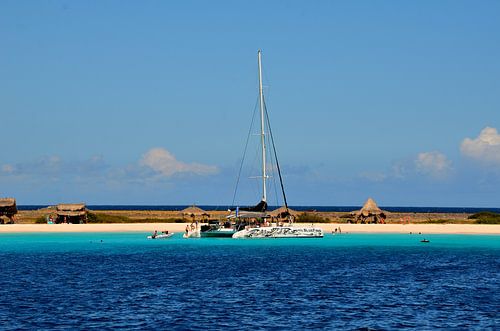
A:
0 232 499 252
0 233 499 329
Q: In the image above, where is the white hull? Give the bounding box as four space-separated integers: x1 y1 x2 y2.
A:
183 229 200 238
200 228 237 237
232 226 323 238
183 228 237 238
147 233 174 239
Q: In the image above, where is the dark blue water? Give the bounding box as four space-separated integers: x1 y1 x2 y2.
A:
18 205 500 213
0 233 498 330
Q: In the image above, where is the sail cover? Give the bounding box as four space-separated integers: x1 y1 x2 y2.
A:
239 200 267 212
227 200 268 219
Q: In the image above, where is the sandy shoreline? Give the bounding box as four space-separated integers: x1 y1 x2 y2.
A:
0 223 498 234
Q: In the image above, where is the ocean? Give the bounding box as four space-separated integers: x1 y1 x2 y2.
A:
17 205 500 213
0 233 498 330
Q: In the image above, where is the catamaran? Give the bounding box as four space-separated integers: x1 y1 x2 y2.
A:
230 50 323 239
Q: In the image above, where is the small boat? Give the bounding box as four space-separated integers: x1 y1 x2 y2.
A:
147 231 174 239
420 239 430 243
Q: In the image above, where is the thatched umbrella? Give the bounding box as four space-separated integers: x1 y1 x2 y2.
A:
182 205 207 221
269 206 299 220
351 198 387 224
56 203 87 224
0 198 17 223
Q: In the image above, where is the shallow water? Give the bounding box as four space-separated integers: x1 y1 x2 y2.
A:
0 233 498 330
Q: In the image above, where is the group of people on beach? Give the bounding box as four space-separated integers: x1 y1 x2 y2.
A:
333 227 342 234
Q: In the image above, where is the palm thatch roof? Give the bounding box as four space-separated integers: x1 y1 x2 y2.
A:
0 198 16 208
352 198 386 217
269 206 299 217
181 205 206 215
0 198 17 216
56 203 87 217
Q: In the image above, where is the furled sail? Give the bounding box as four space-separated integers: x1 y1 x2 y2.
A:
239 200 267 212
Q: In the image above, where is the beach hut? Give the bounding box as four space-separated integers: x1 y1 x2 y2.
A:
0 198 17 223
269 206 299 222
351 198 387 224
56 203 87 224
182 205 208 221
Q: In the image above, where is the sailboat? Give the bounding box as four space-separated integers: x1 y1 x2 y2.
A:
230 50 323 239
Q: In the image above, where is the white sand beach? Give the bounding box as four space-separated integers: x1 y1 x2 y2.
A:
0 223 498 234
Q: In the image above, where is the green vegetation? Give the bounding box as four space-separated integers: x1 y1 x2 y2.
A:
86 212 186 224
296 212 330 223
468 212 500 224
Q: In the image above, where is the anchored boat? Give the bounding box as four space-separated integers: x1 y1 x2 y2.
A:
230 50 323 239
183 220 242 238
147 231 174 239
232 226 323 238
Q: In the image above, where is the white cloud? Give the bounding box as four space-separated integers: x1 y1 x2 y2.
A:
461 127 500 165
391 161 410 179
1 164 14 173
415 151 452 179
140 148 218 177
360 152 453 182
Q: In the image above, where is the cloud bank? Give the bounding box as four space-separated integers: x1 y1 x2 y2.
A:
461 127 500 165
362 151 453 182
0 155 105 178
139 148 218 177
1 148 218 181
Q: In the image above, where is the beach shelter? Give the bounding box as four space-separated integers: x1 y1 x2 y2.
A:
56 203 87 224
0 198 17 223
269 206 299 221
182 205 208 220
351 198 387 224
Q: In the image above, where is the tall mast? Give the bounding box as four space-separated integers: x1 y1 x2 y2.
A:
258 50 267 202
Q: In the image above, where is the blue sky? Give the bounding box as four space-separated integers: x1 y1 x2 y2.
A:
1 1 499 207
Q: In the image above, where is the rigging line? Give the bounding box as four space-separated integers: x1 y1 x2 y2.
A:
263 98 288 210
270 146 280 208
249 143 261 202
268 129 280 207
231 97 259 208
